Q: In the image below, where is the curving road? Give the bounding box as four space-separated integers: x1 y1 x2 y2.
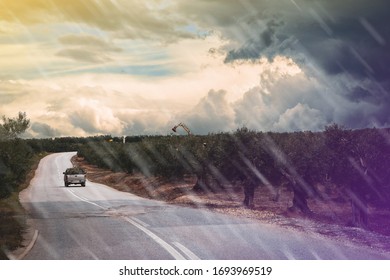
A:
18 152 389 260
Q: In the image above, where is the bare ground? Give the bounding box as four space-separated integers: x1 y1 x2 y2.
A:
73 156 390 255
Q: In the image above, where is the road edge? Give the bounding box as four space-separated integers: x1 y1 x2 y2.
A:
6 229 39 260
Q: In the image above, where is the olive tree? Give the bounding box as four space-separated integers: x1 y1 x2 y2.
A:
0 112 31 198
324 124 390 228
0 112 30 140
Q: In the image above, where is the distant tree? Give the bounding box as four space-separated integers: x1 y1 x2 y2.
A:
232 128 267 208
258 130 329 215
324 124 390 228
0 112 30 140
183 136 210 192
0 112 31 198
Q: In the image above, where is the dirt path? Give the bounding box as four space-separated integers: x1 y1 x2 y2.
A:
73 156 390 255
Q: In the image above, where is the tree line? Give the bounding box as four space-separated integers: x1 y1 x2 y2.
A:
77 125 390 229
1 112 389 229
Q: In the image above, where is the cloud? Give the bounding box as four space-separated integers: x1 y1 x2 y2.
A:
56 49 110 63
232 55 390 132
120 110 172 136
0 0 194 42
175 0 390 130
177 89 235 134
31 122 61 138
56 34 122 63
224 18 286 63
232 57 328 131
275 103 327 132
3 0 389 79
58 34 121 51
210 0 390 84
2 53 389 139
2 1 390 135
69 100 123 135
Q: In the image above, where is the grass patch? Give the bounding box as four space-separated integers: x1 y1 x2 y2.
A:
0 153 46 260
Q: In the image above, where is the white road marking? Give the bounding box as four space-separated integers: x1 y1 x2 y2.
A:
5 230 39 260
123 217 186 260
66 189 107 210
131 217 150 228
172 242 201 260
65 188 185 260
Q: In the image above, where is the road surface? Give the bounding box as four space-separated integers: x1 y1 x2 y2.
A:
18 152 389 259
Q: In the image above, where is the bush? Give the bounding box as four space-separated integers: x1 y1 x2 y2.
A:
0 140 34 198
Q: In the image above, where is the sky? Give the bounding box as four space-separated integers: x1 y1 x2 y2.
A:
0 0 389 137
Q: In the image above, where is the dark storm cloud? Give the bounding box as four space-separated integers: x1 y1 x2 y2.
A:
299 15 390 81
221 0 390 82
224 18 285 63
178 0 390 130
31 122 60 138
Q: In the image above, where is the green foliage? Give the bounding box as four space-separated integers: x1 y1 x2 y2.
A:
0 112 30 140
0 139 34 198
75 127 390 213
0 113 32 198
325 125 390 205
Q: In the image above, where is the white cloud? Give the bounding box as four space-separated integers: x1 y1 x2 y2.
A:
69 99 123 135
1 8 388 139
232 57 329 131
177 89 235 134
275 103 327 132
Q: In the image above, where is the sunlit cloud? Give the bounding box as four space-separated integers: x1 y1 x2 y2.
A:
0 0 389 137
56 34 122 63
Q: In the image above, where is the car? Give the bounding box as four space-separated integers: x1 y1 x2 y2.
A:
63 167 86 187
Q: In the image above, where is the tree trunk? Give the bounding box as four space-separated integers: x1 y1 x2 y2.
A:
350 194 369 229
193 173 208 192
290 188 311 214
271 184 283 202
280 169 311 214
344 188 368 228
243 184 255 209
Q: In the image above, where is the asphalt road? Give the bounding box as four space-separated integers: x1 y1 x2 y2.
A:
18 152 389 260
